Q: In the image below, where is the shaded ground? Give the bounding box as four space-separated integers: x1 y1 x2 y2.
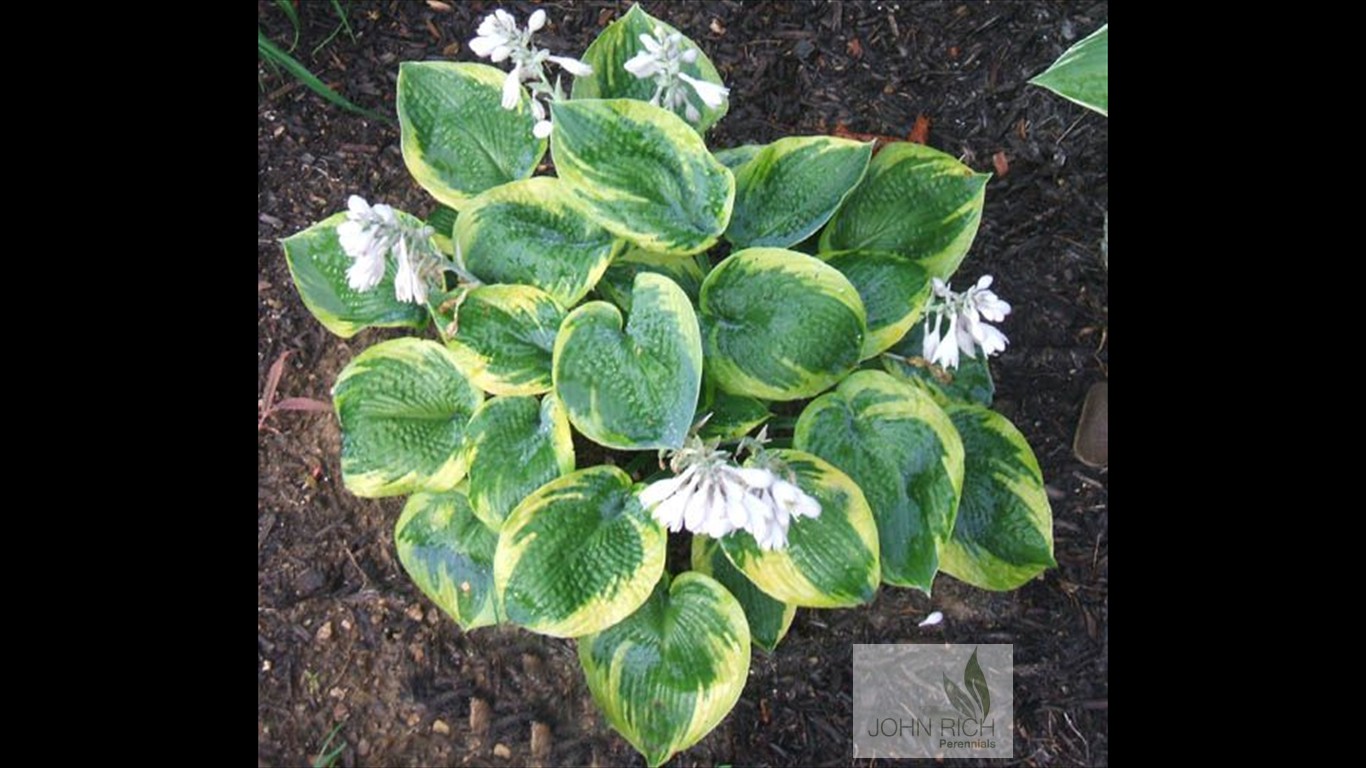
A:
257 2 1109 765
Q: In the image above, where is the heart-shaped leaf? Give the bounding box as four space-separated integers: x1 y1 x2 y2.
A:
794 370 964 593
819 142 989 280
571 4 729 132
691 536 795 652
822 249 931 359
437 284 566 397
939 405 1055 590
716 449 881 607
494 466 666 637
455 177 623 308
726 136 872 249
281 212 428 339
395 486 500 631
396 62 546 209
553 273 702 450
700 247 866 401
1030 24 1108 116
694 374 770 441
551 98 735 255
332 338 483 497
579 572 750 768
462 395 575 530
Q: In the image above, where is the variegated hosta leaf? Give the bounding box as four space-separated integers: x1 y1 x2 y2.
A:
332 338 483 497
822 249 931 359
427 205 458 257
438 284 565 397
691 536 795 652
396 62 545 210
550 98 735 256
553 273 703 450
597 248 708 314
726 136 873 249
694 374 770 441
494 466 666 638
395 486 500 631
281 212 428 339
716 449 880 607
571 4 729 133
700 248 866 401
794 370 964 594
579 572 750 768
455 177 622 308
881 325 995 408
462 396 575 530
940 405 1056 590
819 142 989 280
1030 24 1108 116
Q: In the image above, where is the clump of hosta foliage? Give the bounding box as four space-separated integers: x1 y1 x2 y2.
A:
281 5 1055 766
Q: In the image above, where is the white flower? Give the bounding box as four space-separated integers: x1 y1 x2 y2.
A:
334 195 445 305
636 435 820 551
469 9 592 138
920 274 1011 369
622 25 727 124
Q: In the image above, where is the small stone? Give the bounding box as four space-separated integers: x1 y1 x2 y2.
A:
315 622 333 642
493 743 512 759
328 686 346 700
432 719 451 735
406 604 425 621
1073 382 1108 468
261 659 272 672
406 712 421 728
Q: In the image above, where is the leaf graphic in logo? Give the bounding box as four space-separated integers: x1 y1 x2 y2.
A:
942 674 978 721
964 647 990 719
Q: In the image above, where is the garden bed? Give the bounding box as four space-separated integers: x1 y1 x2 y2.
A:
257 2 1108 765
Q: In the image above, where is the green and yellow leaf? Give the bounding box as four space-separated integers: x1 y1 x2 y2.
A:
822 249 931 359
462 395 575 530
438 284 566 397
395 486 500 631
726 136 872 249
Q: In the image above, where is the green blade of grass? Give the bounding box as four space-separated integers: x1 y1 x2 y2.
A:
257 29 392 124
330 0 356 42
274 0 301 52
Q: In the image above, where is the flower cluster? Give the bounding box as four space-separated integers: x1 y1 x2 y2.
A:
637 434 820 550
469 9 593 138
920 275 1012 370
336 195 445 305
624 26 729 123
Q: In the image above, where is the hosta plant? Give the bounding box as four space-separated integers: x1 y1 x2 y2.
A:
280 5 1056 766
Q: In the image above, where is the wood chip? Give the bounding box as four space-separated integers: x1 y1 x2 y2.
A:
493 743 512 759
426 1 452 11
432 719 450 735
993 150 1010 177
530 722 551 767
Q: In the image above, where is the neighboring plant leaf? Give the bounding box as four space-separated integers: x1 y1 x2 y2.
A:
939 405 1056 590
437 284 565 397
281 211 429 339
794 370 964 594
258 30 389 122
819 142 989 280
964 647 990 719
943 675 977 721
1029 24 1108 116
395 486 500 630
700 248 866 401
717 449 881 607
579 572 750 768
713 144 763 171
597 248 708 314
726 136 872 249
456 177 622 307
332 338 483 497
882 325 995 408
553 273 703 450
494 466 666 637
572 4 729 132
822 249 931 360
462 396 575 529
396 62 546 210
691 536 796 653
550 98 735 256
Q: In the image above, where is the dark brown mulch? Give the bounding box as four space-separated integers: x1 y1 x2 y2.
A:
258 2 1108 765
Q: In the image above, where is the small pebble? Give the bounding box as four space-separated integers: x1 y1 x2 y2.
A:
315 622 333 642
406 604 425 621
494 743 512 759
432 719 450 735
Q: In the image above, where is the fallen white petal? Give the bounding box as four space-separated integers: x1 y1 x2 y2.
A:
918 611 944 627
